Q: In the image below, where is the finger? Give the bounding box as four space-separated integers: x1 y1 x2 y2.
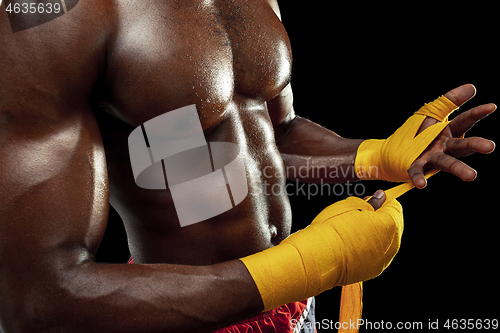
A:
417 84 479 136
416 117 438 136
449 103 497 137
367 190 386 210
446 137 496 157
444 84 476 107
428 152 477 182
408 161 428 189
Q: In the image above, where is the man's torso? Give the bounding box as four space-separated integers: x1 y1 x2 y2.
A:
94 0 294 265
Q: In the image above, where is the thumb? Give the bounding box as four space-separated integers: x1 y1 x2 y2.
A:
365 190 386 210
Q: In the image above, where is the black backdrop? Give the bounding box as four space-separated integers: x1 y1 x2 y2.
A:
96 2 499 331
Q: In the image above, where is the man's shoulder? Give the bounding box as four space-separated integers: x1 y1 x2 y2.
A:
0 0 116 103
1 0 115 35
0 0 115 66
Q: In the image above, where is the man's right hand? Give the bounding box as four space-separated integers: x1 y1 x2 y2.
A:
240 190 403 311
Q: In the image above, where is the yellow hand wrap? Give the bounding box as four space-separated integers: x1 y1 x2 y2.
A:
240 196 403 312
354 96 459 181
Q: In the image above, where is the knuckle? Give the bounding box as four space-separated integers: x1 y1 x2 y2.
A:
448 159 463 174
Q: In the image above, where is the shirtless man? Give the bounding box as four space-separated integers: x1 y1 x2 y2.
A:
0 1 495 332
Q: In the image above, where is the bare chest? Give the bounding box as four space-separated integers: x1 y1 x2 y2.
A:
101 0 292 129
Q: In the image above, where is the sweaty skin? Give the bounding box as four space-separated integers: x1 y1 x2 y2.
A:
0 0 495 332
97 0 297 264
95 0 364 266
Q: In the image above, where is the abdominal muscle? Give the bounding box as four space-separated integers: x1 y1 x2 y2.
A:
105 104 293 266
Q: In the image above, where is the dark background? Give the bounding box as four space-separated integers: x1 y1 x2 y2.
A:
96 2 499 331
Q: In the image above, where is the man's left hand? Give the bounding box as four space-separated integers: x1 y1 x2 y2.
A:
408 84 496 189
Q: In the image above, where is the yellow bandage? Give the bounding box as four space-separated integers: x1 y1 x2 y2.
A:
240 197 403 312
354 96 458 182
239 96 457 323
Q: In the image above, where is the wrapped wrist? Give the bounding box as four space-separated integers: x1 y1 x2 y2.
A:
354 139 385 180
354 96 459 182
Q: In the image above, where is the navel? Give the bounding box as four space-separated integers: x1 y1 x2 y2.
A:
269 224 278 239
